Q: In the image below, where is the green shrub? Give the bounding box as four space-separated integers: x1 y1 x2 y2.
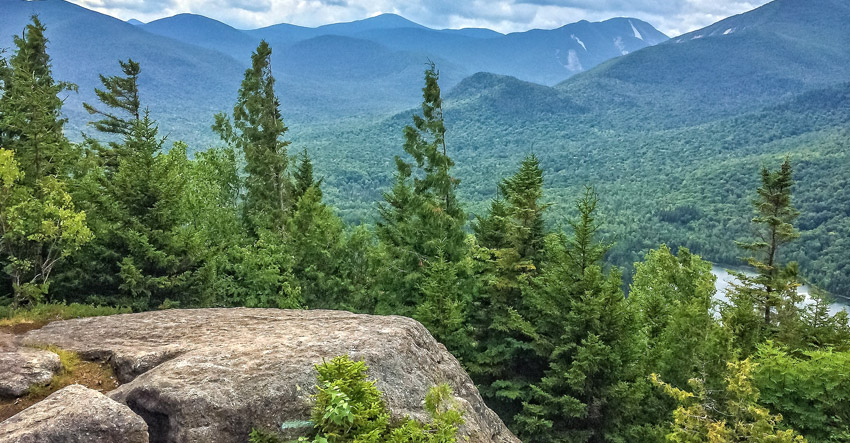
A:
249 355 464 443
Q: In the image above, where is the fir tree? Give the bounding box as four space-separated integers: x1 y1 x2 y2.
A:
214 41 291 234
0 17 88 304
292 148 322 203
59 113 197 309
0 16 77 187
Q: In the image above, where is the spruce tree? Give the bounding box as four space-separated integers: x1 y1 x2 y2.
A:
515 188 642 443
0 16 77 186
0 17 89 304
376 62 467 314
292 148 322 203
469 155 550 426
724 159 804 352
214 41 290 233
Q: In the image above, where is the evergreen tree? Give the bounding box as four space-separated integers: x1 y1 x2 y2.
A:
83 58 141 136
469 155 550 426
287 182 346 309
214 41 290 233
515 188 642 443
0 16 77 187
376 62 467 315
292 148 322 203
58 114 197 309
724 159 803 353
0 17 88 305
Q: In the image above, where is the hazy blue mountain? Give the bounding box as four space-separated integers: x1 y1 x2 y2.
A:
127 18 144 25
142 13 258 59
0 0 668 141
150 12 667 86
557 0 850 126
249 13 426 44
0 0 245 141
348 18 667 85
440 28 503 39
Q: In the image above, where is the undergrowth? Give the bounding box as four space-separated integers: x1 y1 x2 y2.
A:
250 355 464 443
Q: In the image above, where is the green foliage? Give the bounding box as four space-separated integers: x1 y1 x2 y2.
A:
59 114 198 310
653 359 807 443
0 149 92 305
248 355 464 443
0 16 77 186
214 40 291 233
513 188 643 443
83 58 141 137
376 62 467 316
629 245 734 438
468 155 550 426
754 344 850 442
722 160 814 354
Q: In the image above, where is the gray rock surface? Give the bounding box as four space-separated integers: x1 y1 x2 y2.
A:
0 384 149 443
21 308 519 443
0 334 61 397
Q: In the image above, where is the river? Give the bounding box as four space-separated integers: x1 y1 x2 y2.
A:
711 266 848 316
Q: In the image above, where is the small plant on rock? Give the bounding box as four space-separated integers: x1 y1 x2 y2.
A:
249 355 464 443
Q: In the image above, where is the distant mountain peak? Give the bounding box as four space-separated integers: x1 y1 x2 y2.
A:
316 12 426 31
127 18 144 26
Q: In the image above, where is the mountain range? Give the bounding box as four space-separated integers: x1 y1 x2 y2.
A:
2 0 849 297
0 0 667 138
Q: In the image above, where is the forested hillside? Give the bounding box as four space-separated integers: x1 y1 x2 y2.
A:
2 10 850 443
299 0 850 298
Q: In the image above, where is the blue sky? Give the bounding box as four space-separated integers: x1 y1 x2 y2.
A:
69 0 772 36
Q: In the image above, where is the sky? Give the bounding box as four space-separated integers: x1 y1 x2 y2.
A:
68 0 773 37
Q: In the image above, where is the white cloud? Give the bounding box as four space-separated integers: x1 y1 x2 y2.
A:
67 0 773 36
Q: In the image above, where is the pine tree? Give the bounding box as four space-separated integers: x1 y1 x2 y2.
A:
214 41 290 234
58 113 197 309
287 181 346 309
292 148 322 203
376 62 467 315
0 17 89 305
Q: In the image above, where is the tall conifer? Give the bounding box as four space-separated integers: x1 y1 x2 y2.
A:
83 58 141 136
469 155 550 426
377 62 466 314
214 41 290 233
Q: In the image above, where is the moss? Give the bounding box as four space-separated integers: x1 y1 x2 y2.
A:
0 346 118 422
0 302 130 332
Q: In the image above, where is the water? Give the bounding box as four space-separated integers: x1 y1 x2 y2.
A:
711 265 849 316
